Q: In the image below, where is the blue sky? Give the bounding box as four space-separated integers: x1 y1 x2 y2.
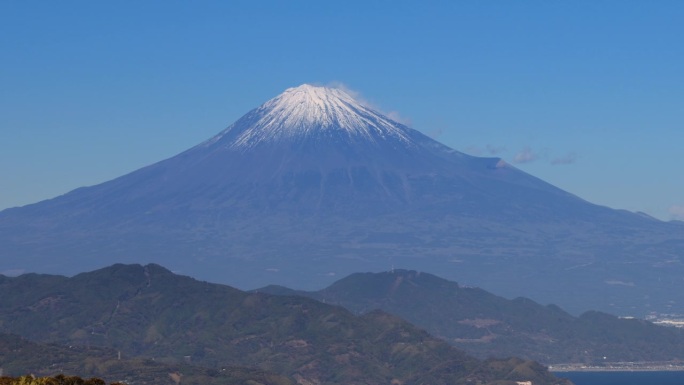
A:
1 1 682 220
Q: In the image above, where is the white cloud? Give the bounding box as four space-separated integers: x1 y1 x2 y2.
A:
513 147 538 164
326 81 412 126
511 147 578 166
327 81 363 101
385 110 413 126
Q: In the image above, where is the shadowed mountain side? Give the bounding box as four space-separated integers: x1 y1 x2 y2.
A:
258 270 684 364
1 84 683 316
0 264 570 385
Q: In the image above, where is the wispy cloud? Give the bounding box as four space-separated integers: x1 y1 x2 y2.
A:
385 111 413 126
551 152 578 165
464 145 483 156
427 127 445 139
463 145 507 157
669 205 684 221
326 81 412 126
511 147 579 166
513 147 538 164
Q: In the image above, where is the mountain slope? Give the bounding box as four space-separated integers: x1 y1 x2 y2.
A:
0 264 570 385
1 84 683 316
259 270 684 364
0 333 296 385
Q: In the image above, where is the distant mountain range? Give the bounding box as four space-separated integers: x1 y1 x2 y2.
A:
0 264 569 385
259 269 684 365
1 84 683 316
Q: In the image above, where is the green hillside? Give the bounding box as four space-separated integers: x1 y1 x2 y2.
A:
0 264 570 385
0 333 294 385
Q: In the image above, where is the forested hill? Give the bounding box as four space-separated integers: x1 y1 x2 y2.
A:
0 264 570 385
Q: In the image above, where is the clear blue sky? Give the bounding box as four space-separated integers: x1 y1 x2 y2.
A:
1 1 682 220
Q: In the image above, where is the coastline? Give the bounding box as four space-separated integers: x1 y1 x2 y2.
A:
549 362 684 372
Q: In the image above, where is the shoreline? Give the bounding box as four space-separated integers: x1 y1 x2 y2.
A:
549 364 684 372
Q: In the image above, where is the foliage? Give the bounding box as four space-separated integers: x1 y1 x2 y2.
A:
0 264 569 385
0 375 110 385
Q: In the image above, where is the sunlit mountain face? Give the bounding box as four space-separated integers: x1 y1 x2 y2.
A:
1 84 683 316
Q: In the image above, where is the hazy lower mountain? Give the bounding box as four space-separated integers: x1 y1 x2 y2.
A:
0 264 570 385
259 270 684 364
1 84 683 315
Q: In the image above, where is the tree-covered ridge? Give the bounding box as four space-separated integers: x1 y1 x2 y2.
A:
0 375 111 385
0 264 570 385
0 334 294 385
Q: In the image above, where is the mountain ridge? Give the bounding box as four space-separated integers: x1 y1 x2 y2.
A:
1 84 683 316
258 269 684 364
0 264 571 385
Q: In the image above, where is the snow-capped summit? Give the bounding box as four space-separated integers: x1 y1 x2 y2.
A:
208 84 413 149
3 84 681 318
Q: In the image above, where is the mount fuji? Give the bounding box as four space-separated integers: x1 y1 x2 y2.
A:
2 84 683 315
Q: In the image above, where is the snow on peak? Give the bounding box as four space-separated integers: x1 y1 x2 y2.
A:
219 84 414 149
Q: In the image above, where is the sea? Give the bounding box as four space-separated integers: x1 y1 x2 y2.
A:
556 371 684 385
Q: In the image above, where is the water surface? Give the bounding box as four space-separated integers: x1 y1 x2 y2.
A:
558 371 684 385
